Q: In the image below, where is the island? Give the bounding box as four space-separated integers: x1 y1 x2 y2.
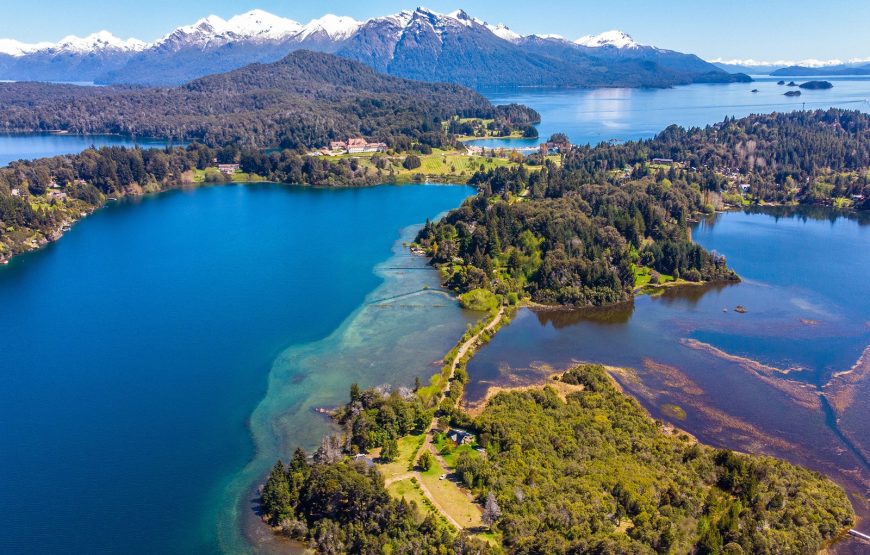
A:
784 90 802 96
799 80 834 89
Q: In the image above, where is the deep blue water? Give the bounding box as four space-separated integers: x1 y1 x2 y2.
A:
471 76 870 147
0 183 473 554
0 133 179 167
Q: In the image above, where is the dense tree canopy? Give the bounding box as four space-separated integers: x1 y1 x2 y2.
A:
0 51 528 150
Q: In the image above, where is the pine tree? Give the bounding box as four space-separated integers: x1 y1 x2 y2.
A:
482 491 501 529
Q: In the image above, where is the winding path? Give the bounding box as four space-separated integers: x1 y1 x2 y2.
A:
397 307 505 530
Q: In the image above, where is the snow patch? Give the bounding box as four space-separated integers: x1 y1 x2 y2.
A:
575 30 639 49
297 14 361 41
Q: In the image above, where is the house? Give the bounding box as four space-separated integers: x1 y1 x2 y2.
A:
539 141 570 155
217 164 240 175
327 138 387 154
347 138 368 153
651 158 675 165
351 453 375 468
851 193 865 202
739 183 751 193
10 188 20 197
446 428 475 445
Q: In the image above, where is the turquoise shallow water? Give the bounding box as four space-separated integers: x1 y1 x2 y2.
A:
0 183 474 554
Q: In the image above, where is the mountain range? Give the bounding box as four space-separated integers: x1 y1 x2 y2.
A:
712 58 870 76
0 50 500 148
0 8 749 88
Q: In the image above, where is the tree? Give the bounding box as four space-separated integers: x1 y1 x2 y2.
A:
403 155 422 170
482 491 501 529
381 438 399 462
350 383 361 404
261 460 292 525
417 452 433 471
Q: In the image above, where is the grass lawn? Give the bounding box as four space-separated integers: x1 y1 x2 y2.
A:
375 433 425 481
387 478 438 520
433 433 478 469
327 148 529 183
418 458 483 530
633 264 674 288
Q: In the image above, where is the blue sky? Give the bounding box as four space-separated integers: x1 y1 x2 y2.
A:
4 0 870 61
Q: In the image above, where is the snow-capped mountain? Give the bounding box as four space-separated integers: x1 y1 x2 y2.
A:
0 31 143 56
296 15 362 42
575 30 640 49
0 38 53 56
0 7 748 87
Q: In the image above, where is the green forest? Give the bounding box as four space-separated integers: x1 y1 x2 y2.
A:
415 109 870 307
415 162 738 306
0 51 537 150
260 366 854 554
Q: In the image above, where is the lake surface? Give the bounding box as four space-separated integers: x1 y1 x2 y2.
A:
0 133 179 167
473 76 870 147
466 208 870 534
0 183 475 554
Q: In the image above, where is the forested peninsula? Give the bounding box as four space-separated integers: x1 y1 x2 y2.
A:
416 109 870 307
260 365 855 554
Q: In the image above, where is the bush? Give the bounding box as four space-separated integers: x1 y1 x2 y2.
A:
418 452 433 471
459 288 499 312
403 155 422 170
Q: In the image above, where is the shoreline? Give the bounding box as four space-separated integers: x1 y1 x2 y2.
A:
219 217 479 554
0 178 477 267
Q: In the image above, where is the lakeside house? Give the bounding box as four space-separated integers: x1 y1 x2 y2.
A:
740 183 751 193
540 141 571 155
217 164 240 175
446 428 475 445
328 138 387 154
351 453 374 468
651 158 675 165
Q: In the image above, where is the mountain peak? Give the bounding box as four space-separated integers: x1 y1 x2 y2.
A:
0 38 53 57
486 23 522 42
298 14 361 41
575 30 639 48
53 31 146 53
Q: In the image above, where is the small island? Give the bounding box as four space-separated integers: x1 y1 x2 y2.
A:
784 90 802 97
799 80 834 90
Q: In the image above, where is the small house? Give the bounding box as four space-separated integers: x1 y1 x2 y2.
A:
446 428 475 445
217 164 240 175
351 454 374 468
651 158 675 165
739 183 751 193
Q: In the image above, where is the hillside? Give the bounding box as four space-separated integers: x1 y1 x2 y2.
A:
0 50 498 148
770 64 870 76
0 8 749 88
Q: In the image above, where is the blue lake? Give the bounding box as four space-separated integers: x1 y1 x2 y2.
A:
0 133 179 167
471 76 870 148
0 183 475 554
